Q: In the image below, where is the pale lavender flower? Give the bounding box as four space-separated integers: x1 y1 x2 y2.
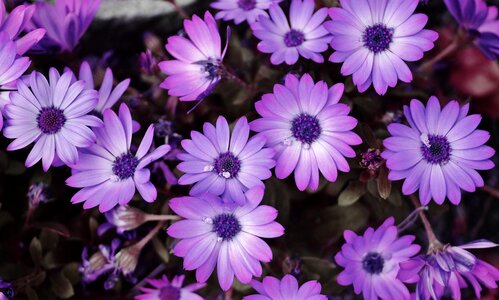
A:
135 275 205 300
211 0 282 25
245 274 327 300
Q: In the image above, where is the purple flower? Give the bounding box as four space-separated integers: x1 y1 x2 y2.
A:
159 12 229 102
335 217 421 300
27 0 101 52
135 275 206 300
251 0 330 65
66 103 171 212
250 74 361 191
399 240 499 300
444 0 499 59
0 2 46 55
3 68 102 171
325 0 438 95
211 0 282 25
382 96 495 205
177 116 275 205
0 279 13 300
167 187 284 291
244 274 327 300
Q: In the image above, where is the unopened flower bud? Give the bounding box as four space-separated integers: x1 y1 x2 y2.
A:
115 244 140 276
360 148 383 171
105 206 147 233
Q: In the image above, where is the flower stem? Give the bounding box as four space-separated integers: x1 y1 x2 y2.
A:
136 221 166 250
166 0 189 19
480 185 499 199
397 206 428 232
222 67 254 91
419 38 460 72
144 214 180 222
409 194 441 250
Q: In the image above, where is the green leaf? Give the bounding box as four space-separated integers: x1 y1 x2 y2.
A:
377 165 392 199
24 286 39 300
338 181 366 206
152 237 169 264
39 230 59 251
50 271 74 299
5 160 26 175
31 222 71 238
301 257 337 280
29 237 43 266
63 263 81 285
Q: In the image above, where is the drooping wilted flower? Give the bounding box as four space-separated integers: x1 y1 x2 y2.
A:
250 74 361 191
27 182 51 208
382 96 495 205
211 0 282 25
245 274 327 300
177 116 275 205
325 0 438 95
167 187 284 291
335 217 421 300
135 274 205 300
66 104 170 212
251 0 330 65
103 206 147 234
0 279 13 300
80 239 121 290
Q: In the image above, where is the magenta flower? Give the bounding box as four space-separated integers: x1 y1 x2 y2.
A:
382 96 495 205
250 74 361 191
135 275 205 300
3 68 102 171
159 12 229 103
325 0 438 95
27 0 101 52
251 0 330 65
444 0 499 59
335 217 421 300
211 0 282 25
399 240 499 300
167 187 284 291
66 104 170 212
177 116 275 205
245 274 327 300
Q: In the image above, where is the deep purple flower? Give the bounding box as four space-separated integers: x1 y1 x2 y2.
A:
0 279 13 300
3 68 102 171
251 0 330 65
399 240 499 300
444 0 499 59
66 104 171 212
27 0 101 52
382 96 495 205
250 74 361 191
167 187 284 291
159 12 229 102
244 274 327 300
211 0 282 25
177 116 275 205
335 217 421 300
325 0 438 95
135 275 206 300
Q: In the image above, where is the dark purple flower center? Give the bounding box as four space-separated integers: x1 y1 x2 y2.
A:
362 24 393 53
159 286 181 300
291 113 321 144
360 148 383 171
197 60 222 81
214 152 241 178
213 213 241 240
37 107 66 134
0 287 14 299
420 135 451 165
113 153 139 180
284 29 305 47
362 252 384 274
238 0 256 10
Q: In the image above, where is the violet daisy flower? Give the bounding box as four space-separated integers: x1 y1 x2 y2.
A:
251 0 330 65
335 217 421 300
444 0 499 59
159 12 229 103
244 274 327 300
382 96 495 205
325 0 438 95
211 0 282 25
0 279 13 300
177 116 275 205
3 68 102 171
67 104 170 212
135 275 206 300
250 74 361 191
167 187 284 291
399 239 499 300
26 0 101 52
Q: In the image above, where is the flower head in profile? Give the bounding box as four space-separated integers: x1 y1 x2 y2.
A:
135 275 206 300
399 239 499 300
244 274 327 300
211 0 282 25
325 0 438 95
251 0 330 65
382 96 495 205
66 103 171 212
3 68 102 170
177 116 275 205
250 74 361 191
159 12 229 103
444 0 499 59
167 187 284 291
335 217 421 300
